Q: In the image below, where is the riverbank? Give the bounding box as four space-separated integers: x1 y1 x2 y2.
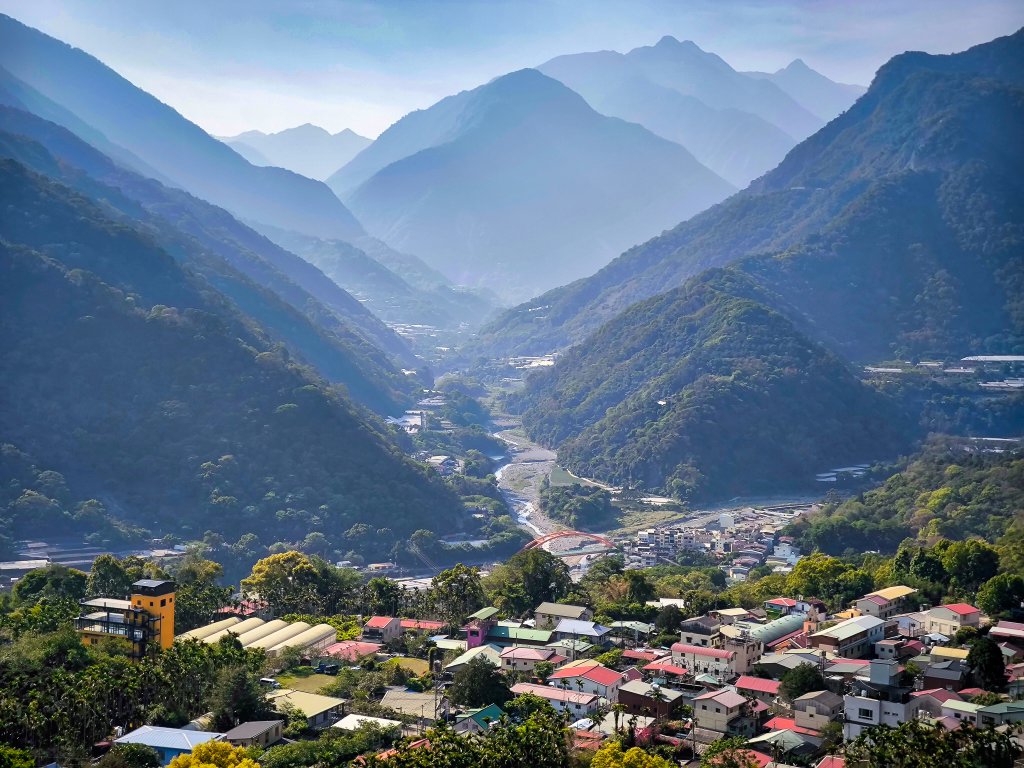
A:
492 428 561 539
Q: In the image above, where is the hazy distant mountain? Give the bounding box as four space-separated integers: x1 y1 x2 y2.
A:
539 50 797 187
627 36 823 139
745 59 866 122
327 90 475 196
221 124 372 180
475 29 1024 360
0 14 364 240
538 37 861 187
338 68 734 302
0 106 420 410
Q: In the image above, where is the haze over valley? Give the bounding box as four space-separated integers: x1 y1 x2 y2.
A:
1 3 1023 764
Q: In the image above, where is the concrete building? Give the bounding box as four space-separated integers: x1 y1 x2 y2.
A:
842 660 917 740
793 690 842 732
671 643 735 679
548 660 624 702
924 604 981 636
617 679 684 718
534 602 592 629
363 616 402 644
115 726 222 765
693 689 753 735
510 682 600 716
498 646 566 674
267 689 345 730
223 720 283 748
854 586 917 620
810 616 885 658
76 579 176 660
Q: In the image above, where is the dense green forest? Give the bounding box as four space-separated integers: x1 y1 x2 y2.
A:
539 481 618 530
469 29 1024 361
514 270 908 500
0 163 464 555
788 439 1024 560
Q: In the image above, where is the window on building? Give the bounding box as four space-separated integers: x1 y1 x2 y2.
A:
858 709 873 719
161 599 167 607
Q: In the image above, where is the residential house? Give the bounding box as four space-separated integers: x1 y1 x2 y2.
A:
510 682 600 716
895 611 927 638
671 643 735 680
735 675 781 705
498 646 566 675
842 660 918 740
854 586 917 620
693 689 755 736
464 614 553 648
809 616 885 658
400 619 446 634
924 604 981 636
223 720 283 748
444 644 501 673
976 701 1024 727
940 699 982 726
552 618 612 646
362 616 401 644
332 713 402 732
267 689 345 730
115 726 223 765
454 704 504 735
712 608 751 625
990 620 1024 645
323 639 382 662
679 615 722 647
534 602 592 630
910 688 962 718
617 679 684 718
548 660 624 702
793 690 843 732
379 689 447 725
922 659 966 692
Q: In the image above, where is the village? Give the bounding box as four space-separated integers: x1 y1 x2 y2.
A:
81 546 1024 765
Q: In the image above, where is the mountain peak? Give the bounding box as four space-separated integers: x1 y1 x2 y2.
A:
655 35 703 52
785 58 811 72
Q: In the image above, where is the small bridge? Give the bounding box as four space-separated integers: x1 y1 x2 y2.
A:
521 530 617 552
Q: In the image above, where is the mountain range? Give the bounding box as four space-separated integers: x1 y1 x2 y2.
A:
332 68 735 303
500 29 1024 501
538 37 863 188
221 123 372 180
0 14 363 240
0 152 462 545
477 29 1024 362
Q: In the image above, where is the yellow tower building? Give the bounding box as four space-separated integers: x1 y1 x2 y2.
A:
76 578 176 658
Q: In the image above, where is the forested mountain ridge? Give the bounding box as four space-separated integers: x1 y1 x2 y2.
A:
0 107 419 409
0 14 364 240
0 161 463 548
512 269 908 500
472 29 1024 361
336 68 734 302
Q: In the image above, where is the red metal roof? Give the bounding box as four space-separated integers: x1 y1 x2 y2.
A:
400 619 445 631
549 661 623 687
323 640 382 661
671 643 733 659
911 688 962 703
763 716 822 737
735 675 781 695
767 597 798 607
643 660 688 676
937 603 979 616
365 615 396 628
623 648 668 662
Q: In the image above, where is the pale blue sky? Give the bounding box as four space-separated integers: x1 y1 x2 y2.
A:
2 0 1022 137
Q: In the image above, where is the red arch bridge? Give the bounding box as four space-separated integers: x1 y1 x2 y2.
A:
520 530 617 553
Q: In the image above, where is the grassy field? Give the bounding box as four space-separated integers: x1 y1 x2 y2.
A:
602 506 687 538
390 657 430 675
276 671 338 694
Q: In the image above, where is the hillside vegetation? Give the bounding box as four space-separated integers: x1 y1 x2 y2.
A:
0 162 462 552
